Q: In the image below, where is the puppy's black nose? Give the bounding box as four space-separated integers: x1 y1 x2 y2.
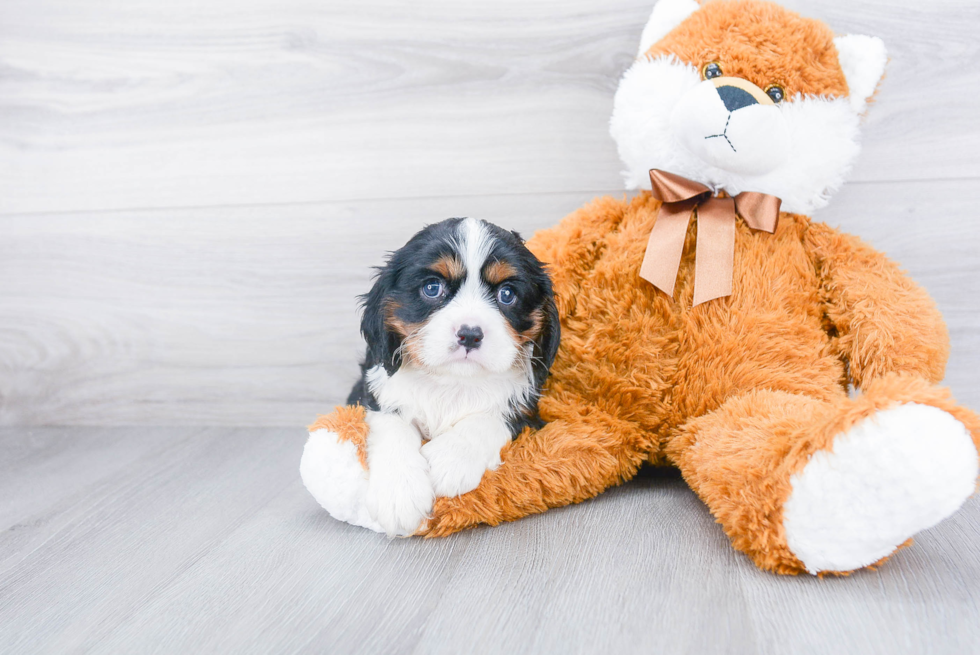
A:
717 85 758 112
457 325 483 352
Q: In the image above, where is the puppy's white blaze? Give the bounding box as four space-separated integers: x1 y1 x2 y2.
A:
611 55 863 214
460 217 494 290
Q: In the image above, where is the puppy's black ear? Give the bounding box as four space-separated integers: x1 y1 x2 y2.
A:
359 264 403 375
532 289 561 389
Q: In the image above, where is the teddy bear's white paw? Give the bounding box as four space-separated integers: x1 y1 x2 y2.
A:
364 412 434 537
300 429 383 533
422 436 496 498
783 403 978 574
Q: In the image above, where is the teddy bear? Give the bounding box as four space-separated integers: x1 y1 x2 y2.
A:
301 0 980 575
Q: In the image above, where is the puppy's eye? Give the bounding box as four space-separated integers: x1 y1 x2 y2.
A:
496 285 517 306
421 279 445 299
765 84 785 103
702 62 723 80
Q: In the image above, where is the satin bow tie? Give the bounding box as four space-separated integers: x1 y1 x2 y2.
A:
639 169 781 306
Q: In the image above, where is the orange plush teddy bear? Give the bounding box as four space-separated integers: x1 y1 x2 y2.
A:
302 0 980 575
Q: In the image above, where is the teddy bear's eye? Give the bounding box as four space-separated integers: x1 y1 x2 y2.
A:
765 84 785 103
702 62 723 80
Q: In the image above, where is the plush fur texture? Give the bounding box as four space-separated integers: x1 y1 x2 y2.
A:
303 0 980 574
783 403 978 574
420 195 980 575
610 0 877 214
301 405 383 532
309 406 371 468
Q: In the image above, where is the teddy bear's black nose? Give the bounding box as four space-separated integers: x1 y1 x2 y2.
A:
717 85 758 112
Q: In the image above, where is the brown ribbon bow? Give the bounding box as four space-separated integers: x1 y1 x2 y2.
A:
640 169 781 306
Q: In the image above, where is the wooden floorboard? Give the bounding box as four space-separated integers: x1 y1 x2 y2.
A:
1 427 978 655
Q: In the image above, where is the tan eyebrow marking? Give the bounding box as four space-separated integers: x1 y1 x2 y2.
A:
485 260 517 285
430 254 465 281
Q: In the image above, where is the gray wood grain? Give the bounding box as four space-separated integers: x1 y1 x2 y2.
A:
0 0 977 216
2 180 978 426
1 0 979 425
1 426 978 655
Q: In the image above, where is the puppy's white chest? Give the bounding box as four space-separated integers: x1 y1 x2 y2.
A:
367 365 525 438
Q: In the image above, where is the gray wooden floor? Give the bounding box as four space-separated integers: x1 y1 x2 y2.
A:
2 426 979 654
3 0 980 652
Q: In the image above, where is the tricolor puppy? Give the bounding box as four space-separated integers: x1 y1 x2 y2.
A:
347 217 559 536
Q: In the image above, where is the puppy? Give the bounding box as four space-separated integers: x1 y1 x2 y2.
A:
349 217 560 535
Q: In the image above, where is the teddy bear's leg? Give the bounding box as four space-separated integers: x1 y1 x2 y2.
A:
668 375 980 575
300 405 384 533
421 404 655 537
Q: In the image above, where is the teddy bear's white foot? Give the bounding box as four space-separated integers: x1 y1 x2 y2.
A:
300 429 384 533
782 403 978 574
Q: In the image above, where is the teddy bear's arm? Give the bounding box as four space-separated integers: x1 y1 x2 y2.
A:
803 221 949 388
419 396 652 537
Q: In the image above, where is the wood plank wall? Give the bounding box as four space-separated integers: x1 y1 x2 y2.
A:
1 0 978 426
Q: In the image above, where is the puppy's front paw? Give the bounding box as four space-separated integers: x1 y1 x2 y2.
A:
422 437 496 498
365 452 434 537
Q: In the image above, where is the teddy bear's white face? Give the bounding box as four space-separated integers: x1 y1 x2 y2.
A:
610 0 887 215
671 74 790 176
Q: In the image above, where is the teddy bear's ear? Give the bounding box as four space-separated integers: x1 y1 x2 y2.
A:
636 0 701 58
833 35 888 114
